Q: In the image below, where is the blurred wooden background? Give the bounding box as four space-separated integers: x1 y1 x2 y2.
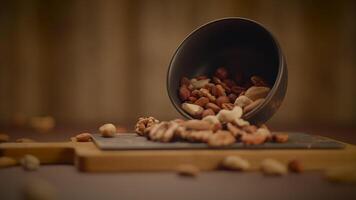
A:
0 0 355 127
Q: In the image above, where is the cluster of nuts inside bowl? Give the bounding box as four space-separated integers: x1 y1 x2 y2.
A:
179 67 271 119
134 67 287 147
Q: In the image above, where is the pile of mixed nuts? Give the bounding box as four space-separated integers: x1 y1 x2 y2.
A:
179 67 271 119
135 67 286 147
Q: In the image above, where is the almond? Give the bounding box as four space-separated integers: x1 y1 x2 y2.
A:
216 96 230 107
205 102 221 113
179 85 191 101
194 97 209 107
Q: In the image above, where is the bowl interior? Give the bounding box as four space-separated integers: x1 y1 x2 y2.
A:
167 18 281 119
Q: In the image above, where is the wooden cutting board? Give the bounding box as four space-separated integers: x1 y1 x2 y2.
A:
1 132 356 172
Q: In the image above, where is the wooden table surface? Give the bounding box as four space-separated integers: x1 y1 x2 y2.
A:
1 125 356 200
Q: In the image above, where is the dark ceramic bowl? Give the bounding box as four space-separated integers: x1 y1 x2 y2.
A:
167 18 287 125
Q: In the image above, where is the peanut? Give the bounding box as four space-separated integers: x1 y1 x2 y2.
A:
182 103 204 118
99 123 117 137
261 158 288 175
20 154 40 171
245 86 270 101
221 156 250 171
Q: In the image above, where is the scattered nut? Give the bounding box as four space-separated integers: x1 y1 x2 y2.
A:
221 156 250 171
74 133 92 142
135 116 160 136
261 158 288 176
273 133 289 143
30 116 55 133
99 123 117 137
177 164 200 177
16 138 36 143
0 156 18 168
208 130 236 147
288 159 303 173
182 103 204 118
20 154 40 171
244 86 270 101
0 133 10 143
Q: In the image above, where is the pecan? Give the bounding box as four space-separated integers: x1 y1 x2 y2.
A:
221 103 235 110
207 130 236 147
135 116 160 136
202 109 215 118
216 96 230 107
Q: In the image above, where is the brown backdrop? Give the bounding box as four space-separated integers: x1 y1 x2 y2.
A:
0 0 355 127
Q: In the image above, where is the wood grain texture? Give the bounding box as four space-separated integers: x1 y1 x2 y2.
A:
1 139 356 172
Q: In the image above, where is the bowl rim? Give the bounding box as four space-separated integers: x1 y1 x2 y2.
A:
166 17 285 120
